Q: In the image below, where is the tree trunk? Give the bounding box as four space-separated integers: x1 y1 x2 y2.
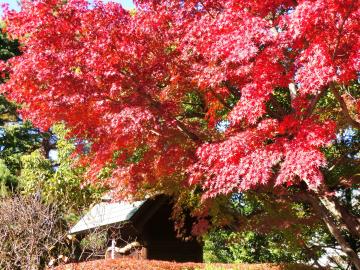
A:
316 184 360 239
318 193 360 238
303 192 360 270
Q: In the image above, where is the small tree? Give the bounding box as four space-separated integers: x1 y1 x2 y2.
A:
0 196 67 270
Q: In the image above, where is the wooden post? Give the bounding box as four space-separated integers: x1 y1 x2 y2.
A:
141 246 148 259
111 238 116 259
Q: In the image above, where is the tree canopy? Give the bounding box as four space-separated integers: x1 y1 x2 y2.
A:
1 0 359 268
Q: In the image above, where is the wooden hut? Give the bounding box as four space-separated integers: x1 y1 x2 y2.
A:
69 195 203 262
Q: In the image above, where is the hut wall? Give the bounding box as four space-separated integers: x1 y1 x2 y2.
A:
141 201 203 262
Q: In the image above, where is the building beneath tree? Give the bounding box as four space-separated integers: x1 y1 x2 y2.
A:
69 195 203 262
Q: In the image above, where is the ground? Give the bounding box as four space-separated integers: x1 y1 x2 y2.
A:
55 258 317 270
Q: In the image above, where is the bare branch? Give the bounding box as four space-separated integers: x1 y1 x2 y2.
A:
0 196 67 270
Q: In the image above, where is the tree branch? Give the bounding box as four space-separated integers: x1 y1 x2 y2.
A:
199 0 215 19
296 192 360 270
223 81 241 99
332 0 356 60
137 89 203 143
317 184 360 238
175 119 203 143
303 0 356 120
182 102 204 106
304 86 329 119
209 88 232 110
331 87 360 129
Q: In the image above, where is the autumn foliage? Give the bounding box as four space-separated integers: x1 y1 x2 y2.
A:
1 0 359 207
1 0 360 266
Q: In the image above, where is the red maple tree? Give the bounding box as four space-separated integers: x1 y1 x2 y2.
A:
1 0 359 267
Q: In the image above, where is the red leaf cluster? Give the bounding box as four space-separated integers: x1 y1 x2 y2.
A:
1 0 359 199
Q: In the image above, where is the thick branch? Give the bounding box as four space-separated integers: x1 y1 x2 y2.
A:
331 87 360 129
223 81 241 99
199 0 215 19
175 119 203 143
317 185 360 238
182 102 204 106
297 192 360 270
209 88 232 110
304 86 329 119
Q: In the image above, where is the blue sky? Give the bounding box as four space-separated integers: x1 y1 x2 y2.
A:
0 0 135 12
